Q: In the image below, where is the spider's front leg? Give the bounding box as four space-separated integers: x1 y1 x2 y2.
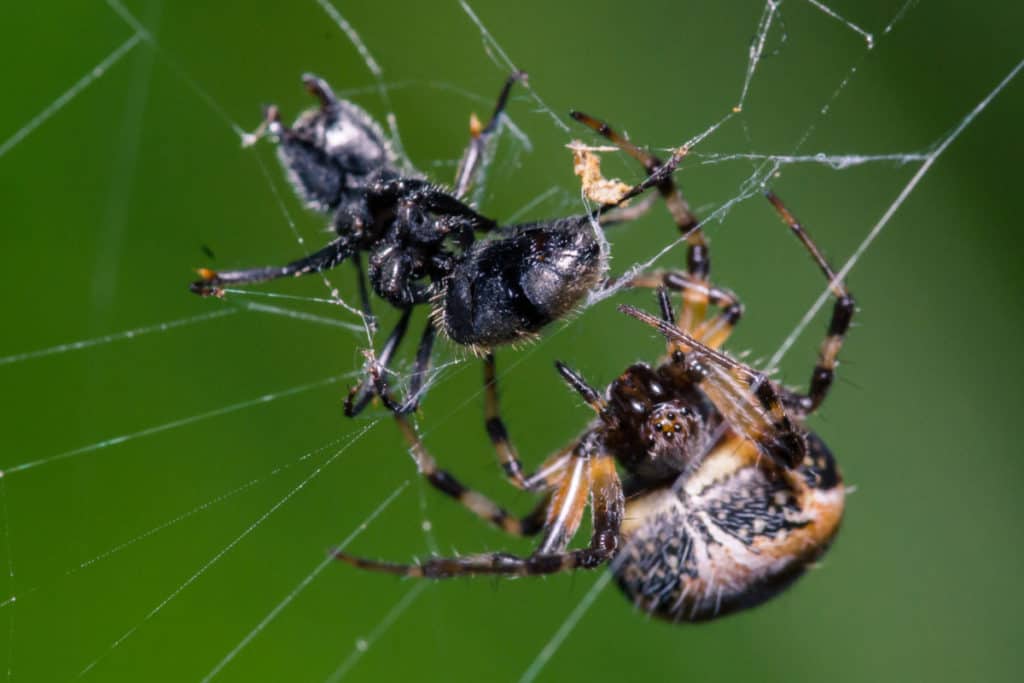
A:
335 451 624 578
189 236 355 297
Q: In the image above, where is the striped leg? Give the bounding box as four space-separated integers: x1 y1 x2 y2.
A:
335 452 624 578
620 305 807 471
387 410 567 537
366 361 574 536
628 271 744 349
766 191 855 416
570 111 710 330
483 353 530 489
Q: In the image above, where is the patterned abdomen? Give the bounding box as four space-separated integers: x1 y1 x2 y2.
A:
613 432 844 622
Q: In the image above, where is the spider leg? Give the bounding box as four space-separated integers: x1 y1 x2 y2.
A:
351 252 375 322
766 191 855 416
453 71 527 200
344 307 413 417
368 361 575 535
620 304 807 470
335 453 623 578
626 271 744 349
393 318 437 414
482 353 531 489
301 73 339 110
190 236 354 296
572 111 711 329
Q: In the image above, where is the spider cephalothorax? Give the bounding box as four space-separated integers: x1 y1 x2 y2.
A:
189 74 676 415
335 114 855 622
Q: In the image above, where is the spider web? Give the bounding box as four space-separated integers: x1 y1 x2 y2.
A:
0 0 1021 681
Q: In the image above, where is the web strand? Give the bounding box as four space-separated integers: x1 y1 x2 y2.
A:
0 434 357 612
0 309 236 367
768 56 1024 369
76 421 382 677
199 479 408 682
0 33 142 159
804 0 874 48
323 578 429 681
3 372 353 476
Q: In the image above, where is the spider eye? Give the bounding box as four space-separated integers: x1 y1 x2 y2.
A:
641 401 700 459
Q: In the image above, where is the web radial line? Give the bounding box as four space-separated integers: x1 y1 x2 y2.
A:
76 421 382 678
691 151 929 169
505 186 563 223
220 289 353 307
0 478 14 681
882 0 920 36
735 0 780 112
242 302 365 333
805 0 874 48
3 372 353 476
518 572 612 683
0 309 237 367
4 434 353 609
325 581 429 683
104 0 245 136
459 0 569 133
768 56 1024 369
200 479 408 683
249 154 369 329
314 0 409 166
0 33 142 159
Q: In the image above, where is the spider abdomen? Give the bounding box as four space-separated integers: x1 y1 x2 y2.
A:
440 216 605 349
614 432 844 622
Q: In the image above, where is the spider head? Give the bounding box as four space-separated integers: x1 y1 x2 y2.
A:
641 401 702 460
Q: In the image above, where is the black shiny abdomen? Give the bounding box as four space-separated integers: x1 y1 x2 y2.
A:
442 216 604 347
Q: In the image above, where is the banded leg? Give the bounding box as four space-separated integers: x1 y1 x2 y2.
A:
570 111 710 330
453 71 527 199
620 304 807 470
483 353 531 489
766 191 855 416
335 452 624 578
482 356 593 493
367 362 576 535
628 270 744 350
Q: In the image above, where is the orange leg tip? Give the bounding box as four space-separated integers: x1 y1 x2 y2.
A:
469 112 483 138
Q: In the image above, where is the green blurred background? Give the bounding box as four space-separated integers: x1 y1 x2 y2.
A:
1 1 1022 681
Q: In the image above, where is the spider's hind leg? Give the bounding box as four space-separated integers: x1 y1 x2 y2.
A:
765 191 856 417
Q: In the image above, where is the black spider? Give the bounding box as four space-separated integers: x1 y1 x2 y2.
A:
190 73 677 415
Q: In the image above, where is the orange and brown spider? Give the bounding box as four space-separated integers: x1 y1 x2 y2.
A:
336 115 854 622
